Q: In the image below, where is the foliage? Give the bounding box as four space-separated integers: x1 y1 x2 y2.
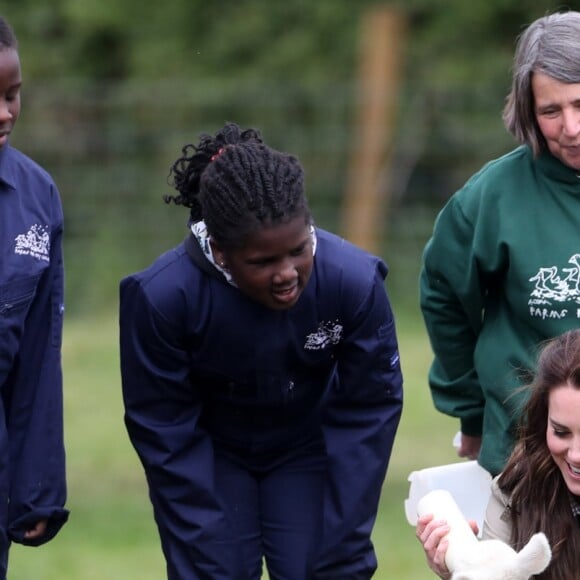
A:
8 0 580 85
4 0 580 313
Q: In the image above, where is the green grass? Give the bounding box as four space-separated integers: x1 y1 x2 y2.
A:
9 308 460 579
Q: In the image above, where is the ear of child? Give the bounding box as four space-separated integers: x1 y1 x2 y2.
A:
417 489 552 580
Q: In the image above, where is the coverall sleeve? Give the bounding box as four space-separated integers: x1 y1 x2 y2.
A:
420 197 486 436
7 209 69 546
119 276 233 580
315 265 403 578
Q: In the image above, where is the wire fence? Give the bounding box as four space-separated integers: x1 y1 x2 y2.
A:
12 78 513 315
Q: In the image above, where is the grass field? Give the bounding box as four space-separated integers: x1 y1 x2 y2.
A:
8 308 461 579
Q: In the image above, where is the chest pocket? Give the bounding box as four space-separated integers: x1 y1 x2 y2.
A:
0 275 40 380
0 275 39 317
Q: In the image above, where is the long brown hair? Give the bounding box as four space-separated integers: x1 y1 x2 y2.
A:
498 330 580 578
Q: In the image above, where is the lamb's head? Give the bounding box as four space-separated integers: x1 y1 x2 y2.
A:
416 489 552 580
449 533 551 580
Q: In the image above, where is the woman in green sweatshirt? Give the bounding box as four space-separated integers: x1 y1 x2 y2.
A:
421 10 580 476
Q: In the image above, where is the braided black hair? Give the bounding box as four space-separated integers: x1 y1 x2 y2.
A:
164 122 311 248
0 17 17 49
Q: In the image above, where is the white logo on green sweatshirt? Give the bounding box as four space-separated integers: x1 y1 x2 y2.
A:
529 253 580 319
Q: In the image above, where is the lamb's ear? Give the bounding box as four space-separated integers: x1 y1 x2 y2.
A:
514 532 552 576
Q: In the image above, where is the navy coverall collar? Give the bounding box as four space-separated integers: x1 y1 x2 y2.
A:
0 145 16 190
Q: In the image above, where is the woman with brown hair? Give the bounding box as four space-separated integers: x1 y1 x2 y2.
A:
418 329 580 578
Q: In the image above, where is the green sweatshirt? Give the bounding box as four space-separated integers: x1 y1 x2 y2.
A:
421 145 580 475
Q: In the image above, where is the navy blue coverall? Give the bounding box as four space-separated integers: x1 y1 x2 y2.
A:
120 227 403 579
0 145 69 577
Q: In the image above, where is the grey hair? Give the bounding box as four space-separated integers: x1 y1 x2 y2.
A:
503 11 580 155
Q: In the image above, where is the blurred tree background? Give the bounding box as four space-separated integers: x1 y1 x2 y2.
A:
4 0 577 315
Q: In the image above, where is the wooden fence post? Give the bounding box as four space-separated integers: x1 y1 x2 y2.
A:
341 6 406 253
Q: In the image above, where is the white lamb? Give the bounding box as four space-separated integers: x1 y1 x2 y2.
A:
417 489 552 580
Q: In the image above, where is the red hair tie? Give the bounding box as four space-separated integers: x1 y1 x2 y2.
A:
210 147 226 162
